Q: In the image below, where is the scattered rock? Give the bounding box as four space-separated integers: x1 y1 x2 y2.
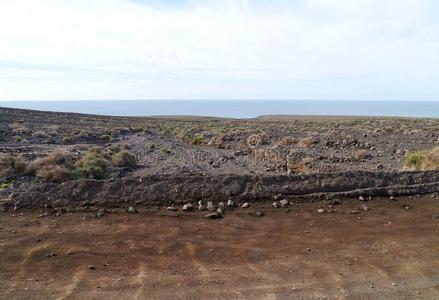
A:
182 203 193 211
241 203 250 208
358 196 365 201
279 199 289 208
88 265 96 270
227 199 235 207
206 213 223 219
317 208 325 214
255 211 264 217
216 208 223 214
360 204 369 212
46 252 57 257
96 209 105 218
127 206 137 214
166 206 177 211
389 196 396 201
198 200 205 211
328 199 342 205
207 201 215 211
272 201 279 208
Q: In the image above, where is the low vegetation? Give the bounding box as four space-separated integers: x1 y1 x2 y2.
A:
27 152 75 182
111 151 137 168
0 154 27 178
404 147 439 171
75 148 111 179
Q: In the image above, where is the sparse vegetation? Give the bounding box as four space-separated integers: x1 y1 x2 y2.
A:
75 148 111 179
27 152 75 182
0 154 27 178
111 151 137 168
0 182 12 189
13 135 23 142
107 144 121 154
192 133 206 145
404 147 439 171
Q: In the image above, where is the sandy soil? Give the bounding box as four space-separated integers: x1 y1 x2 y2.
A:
2 196 439 299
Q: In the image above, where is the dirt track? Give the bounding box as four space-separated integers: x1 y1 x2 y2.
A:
1 196 439 299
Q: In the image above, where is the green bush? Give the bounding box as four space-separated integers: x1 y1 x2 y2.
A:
0 182 12 189
404 147 439 171
111 151 137 168
192 133 206 145
107 144 121 154
75 148 111 179
13 135 23 142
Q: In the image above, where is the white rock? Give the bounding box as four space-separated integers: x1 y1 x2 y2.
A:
227 199 235 207
317 208 325 214
279 199 289 207
207 201 215 211
182 203 193 211
241 202 250 208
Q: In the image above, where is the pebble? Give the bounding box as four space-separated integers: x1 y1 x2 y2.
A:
227 199 235 207
207 201 215 211
127 206 137 214
358 196 365 201
205 213 223 219
272 201 279 208
360 204 369 212
198 200 205 211
317 208 325 214
88 265 96 270
166 206 177 211
182 203 193 211
216 208 223 214
255 211 264 217
279 199 289 208
46 252 57 257
389 196 396 201
96 209 105 218
241 202 250 208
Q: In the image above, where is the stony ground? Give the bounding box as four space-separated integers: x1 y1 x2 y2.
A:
2 107 439 177
1 195 439 299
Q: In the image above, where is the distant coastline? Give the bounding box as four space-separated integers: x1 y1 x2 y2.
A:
0 100 438 118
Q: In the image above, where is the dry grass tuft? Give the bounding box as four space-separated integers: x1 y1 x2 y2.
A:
0 154 27 178
27 152 74 182
404 147 439 171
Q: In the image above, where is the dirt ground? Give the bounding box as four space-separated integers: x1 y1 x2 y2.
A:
2 196 439 299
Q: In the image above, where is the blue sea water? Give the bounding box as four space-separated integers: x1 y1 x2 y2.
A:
0 100 438 118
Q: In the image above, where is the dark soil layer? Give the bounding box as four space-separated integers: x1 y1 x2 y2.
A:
1 195 439 299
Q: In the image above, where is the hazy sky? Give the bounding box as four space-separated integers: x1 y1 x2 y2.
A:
1 0 438 101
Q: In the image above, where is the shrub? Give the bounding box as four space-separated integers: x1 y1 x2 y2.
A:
13 135 23 142
107 144 121 154
404 147 439 171
99 134 111 142
27 152 75 182
111 151 137 168
192 133 206 145
32 131 48 138
0 154 27 178
0 182 12 189
75 148 111 179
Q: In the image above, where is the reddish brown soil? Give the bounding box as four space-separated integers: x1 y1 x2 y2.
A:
1 196 439 299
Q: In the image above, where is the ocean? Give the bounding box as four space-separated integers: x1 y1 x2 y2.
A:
0 100 438 118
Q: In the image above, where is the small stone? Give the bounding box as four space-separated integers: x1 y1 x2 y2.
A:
218 202 225 207
96 209 105 218
360 204 369 212
227 199 235 207
241 202 250 208
255 211 264 217
127 206 137 214
389 196 396 201
279 199 289 208
182 203 193 211
392 283 396 287
358 196 365 201
206 213 223 219
207 202 215 211
403 205 410 210
317 208 325 214
88 265 96 270
198 200 205 211
46 252 57 257
166 206 177 211
216 208 223 214
272 201 279 208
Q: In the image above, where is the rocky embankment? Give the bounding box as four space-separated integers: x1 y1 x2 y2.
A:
2 171 439 210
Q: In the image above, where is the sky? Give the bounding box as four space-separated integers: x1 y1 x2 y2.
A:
0 0 438 101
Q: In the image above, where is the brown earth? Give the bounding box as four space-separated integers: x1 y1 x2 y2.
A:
2 195 439 299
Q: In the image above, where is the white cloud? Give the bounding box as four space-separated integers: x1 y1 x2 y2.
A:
0 0 438 100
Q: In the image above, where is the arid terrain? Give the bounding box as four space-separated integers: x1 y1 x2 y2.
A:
1 195 439 299
1 107 439 299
